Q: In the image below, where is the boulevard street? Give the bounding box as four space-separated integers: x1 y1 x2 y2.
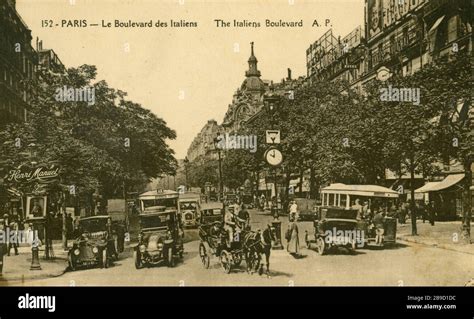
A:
9 209 473 287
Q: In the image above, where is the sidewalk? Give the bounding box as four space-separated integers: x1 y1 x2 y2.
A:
396 220 474 255
0 242 68 283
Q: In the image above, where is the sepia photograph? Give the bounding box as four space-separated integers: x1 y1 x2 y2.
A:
0 0 472 312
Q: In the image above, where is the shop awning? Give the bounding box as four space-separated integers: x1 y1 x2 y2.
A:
415 182 441 193
415 174 464 193
429 15 445 33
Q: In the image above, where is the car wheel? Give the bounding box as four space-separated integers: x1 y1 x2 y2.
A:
134 250 143 269
102 249 110 269
68 252 76 271
167 248 175 267
220 250 232 274
113 236 119 260
316 237 326 256
199 243 210 269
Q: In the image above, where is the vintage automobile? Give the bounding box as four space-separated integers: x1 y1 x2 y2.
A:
319 183 399 247
294 198 319 221
305 207 362 255
199 202 224 225
179 192 201 228
134 190 184 269
68 215 125 270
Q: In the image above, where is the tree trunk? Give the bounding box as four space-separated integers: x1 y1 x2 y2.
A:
61 192 68 250
298 167 304 195
461 159 472 244
309 167 316 199
410 161 418 236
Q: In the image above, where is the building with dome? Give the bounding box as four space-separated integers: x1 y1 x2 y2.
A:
222 42 268 133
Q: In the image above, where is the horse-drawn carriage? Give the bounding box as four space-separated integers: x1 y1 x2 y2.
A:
198 203 275 275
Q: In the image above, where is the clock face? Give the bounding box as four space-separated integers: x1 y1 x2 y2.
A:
265 148 283 166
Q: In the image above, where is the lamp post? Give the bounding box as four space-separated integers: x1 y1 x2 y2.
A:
213 134 223 202
264 87 281 219
183 157 189 190
264 86 284 250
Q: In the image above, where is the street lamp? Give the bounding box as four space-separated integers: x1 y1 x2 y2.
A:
263 87 284 250
213 133 223 202
183 157 189 190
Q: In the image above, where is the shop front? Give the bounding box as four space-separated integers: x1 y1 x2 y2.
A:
415 173 465 220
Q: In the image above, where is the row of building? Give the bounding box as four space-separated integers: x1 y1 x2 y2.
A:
0 0 65 127
186 0 472 219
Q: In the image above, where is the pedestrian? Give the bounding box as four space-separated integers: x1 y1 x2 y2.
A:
399 202 407 224
289 200 298 222
428 201 436 226
237 204 250 230
373 210 385 246
66 213 73 239
286 220 300 257
420 201 427 223
7 219 19 256
0 220 6 275
352 199 363 220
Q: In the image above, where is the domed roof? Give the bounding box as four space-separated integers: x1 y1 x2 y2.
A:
241 76 265 92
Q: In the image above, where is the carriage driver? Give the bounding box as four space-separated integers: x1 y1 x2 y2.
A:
224 206 246 249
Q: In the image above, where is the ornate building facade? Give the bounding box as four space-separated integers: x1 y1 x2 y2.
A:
222 42 267 134
187 43 305 164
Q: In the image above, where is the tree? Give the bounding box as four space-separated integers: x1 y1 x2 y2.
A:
0 64 178 247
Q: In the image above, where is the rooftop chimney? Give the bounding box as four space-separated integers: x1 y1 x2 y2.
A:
287 68 292 81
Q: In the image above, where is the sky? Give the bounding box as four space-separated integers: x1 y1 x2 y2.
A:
17 0 365 159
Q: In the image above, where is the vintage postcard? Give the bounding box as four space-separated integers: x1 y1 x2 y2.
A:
0 0 472 296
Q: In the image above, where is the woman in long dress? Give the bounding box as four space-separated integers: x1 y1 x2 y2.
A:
286 221 299 256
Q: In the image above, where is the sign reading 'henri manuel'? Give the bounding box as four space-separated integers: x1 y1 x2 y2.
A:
5 165 60 184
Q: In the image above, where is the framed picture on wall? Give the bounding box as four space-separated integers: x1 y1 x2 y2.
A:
26 196 47 220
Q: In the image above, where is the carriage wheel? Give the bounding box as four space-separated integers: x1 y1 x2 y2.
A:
316 237 326 256
233 253 242 267
220 250 232 274
199 242 210 269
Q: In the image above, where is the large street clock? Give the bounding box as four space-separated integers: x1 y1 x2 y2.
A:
264 147 283 166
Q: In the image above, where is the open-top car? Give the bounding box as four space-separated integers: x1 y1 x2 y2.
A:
134 190 184 269
68 215 125 270
305 207 362 255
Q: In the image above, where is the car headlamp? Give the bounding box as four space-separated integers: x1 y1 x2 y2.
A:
74 249 80 256
92 246 99 254
139 244 146 253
